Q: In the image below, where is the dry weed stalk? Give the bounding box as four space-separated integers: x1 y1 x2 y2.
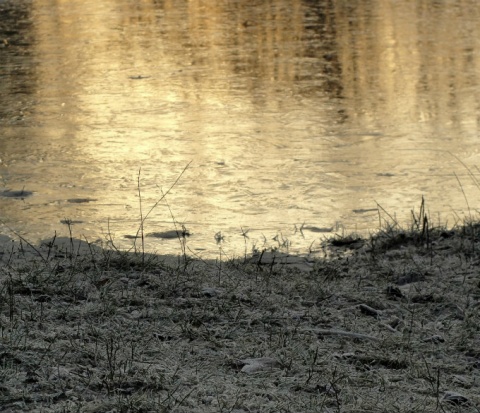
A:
134 161 191 265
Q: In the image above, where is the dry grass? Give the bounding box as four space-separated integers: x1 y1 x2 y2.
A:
0 219 480 413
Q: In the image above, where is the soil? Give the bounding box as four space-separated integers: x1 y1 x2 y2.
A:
0 225 479 412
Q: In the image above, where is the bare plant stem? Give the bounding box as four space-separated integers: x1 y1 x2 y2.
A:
160 189 188 266
0 220 49 267
454 172 472 222
375 201 398 229
134 161 192 262
137 168 145 264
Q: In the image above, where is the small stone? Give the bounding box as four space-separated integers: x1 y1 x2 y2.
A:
442 391 469 405
386 285 403 298
0 189 33 198
359 303 381 318
423 335 445 344
239 357 281 374
67 198 97 203
202 287 221 297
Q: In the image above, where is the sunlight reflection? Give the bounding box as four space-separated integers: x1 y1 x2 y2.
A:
0 0 479 256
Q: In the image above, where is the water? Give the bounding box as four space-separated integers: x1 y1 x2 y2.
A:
1 0 480 258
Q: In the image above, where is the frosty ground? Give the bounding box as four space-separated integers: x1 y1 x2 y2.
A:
0 222 479 412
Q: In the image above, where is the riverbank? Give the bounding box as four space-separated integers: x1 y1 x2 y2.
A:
0 221 479 412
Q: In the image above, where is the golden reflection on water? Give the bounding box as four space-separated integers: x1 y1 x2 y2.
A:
1 0 480 256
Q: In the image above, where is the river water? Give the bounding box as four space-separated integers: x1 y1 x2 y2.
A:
1 0 480 258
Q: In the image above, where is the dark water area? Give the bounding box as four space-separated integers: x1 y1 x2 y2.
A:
1 0 480 258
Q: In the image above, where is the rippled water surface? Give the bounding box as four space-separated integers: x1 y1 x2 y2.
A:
1 0 480 257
